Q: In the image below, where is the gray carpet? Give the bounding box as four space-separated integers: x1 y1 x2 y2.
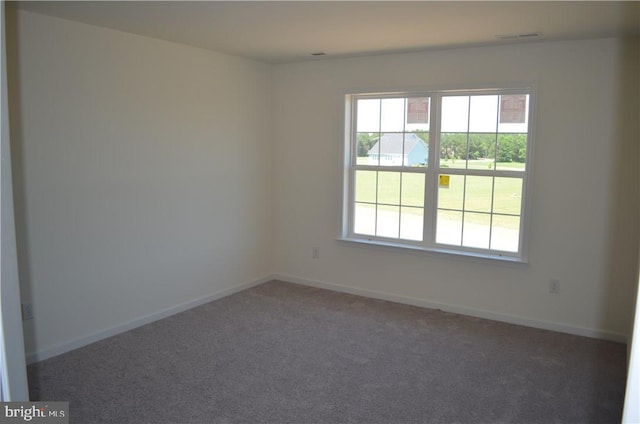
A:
28 280 626 424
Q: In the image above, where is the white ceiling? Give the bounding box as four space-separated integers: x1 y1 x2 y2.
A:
13 1 640 64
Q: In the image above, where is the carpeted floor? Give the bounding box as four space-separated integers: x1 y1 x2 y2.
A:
28 280 626 424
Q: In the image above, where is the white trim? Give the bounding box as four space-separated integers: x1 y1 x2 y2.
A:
26 275 273 364
26 273 628 364
338 236 527 264
274 273 628 344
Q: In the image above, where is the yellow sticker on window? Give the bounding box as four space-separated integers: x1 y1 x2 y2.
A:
439 175 450 188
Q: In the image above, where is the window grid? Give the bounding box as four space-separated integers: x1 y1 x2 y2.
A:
436 176 523 250
435 93 527 252
346 88 532 260
353 95 430 242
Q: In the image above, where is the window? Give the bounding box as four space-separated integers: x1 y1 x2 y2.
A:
342 88 534 261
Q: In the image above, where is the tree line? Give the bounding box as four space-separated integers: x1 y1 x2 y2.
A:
440 133 526 163
357 132 526 163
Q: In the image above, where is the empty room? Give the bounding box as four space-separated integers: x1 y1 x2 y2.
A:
1 1 640 423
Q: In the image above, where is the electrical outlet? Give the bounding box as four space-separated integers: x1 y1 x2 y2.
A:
549 279 560 294
312 247 319 259
22 302 34 320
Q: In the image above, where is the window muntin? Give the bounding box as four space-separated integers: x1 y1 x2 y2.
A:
436 175 523 252
436 93 528 253
351 95 431 242
356 97 430 169
345 89 533 260
354 170 426 241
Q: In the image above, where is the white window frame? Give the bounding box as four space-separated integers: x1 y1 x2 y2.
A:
340 85 536 263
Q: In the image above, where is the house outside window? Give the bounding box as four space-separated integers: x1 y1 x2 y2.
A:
342 87 534 262
367 133 429 167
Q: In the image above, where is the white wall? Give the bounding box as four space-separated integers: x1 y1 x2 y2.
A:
273 38 640 340
7 10 274 359
0 1 28 400
8 7 639 363
622 37 640 422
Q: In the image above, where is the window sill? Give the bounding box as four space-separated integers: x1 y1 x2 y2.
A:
337 236 528 265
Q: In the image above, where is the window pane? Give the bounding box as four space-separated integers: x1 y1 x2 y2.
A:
357 99 380 132
441 96 469 132
491 215 520 252
469 95 498 133
467 133 497 170
355 170 377 203
414 131 430 166
464 176 493 213
401 173 424 207
405 97 430 132
493 177 523 215
463 212 491 249
378 133 404 166
438 174 464 210
400 207 423 241
380 98 405 132
377 171 400 205
496 134 527 171
403 133 429 167
358 133 379 165
354 203 376 236
498 94 529 133
436 210 462 246
414 130 429 141
440 133 467 169
377 205 399 238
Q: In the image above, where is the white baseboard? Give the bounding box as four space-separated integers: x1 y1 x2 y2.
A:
27 273 627 364
26 275 274 364
274 273 628 344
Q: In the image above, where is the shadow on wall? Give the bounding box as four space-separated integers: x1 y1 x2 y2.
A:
5 5 36 355
601 36 640 341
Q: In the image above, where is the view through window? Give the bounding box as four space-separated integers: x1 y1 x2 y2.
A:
345 88 533 260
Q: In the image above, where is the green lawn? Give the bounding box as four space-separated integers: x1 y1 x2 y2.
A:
356 156 525 171
441 159 525 171
355 166 523 219
354 158 524 241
